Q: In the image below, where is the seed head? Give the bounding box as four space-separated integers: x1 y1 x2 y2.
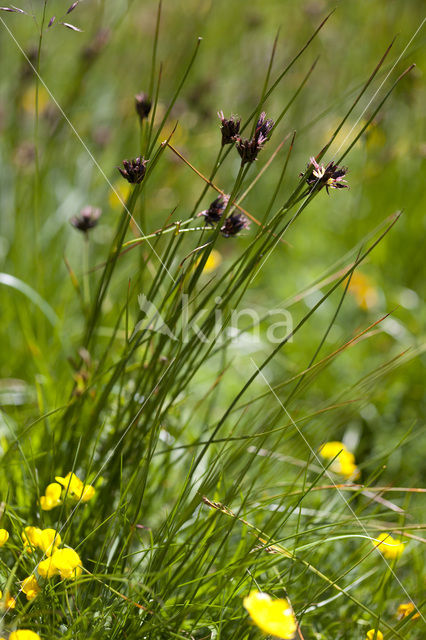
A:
70 206 102 233
218 111 241 145
221 213 250 238
135 92 152 121
198 194 230 226
303 156 349 194
118 157 148 184
235 112 274 164
255 111 274 140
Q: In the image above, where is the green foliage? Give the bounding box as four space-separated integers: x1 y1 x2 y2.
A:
0 1 424 639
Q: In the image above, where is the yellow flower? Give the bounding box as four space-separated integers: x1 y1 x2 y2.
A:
38 556 58 579
9 631 42 640
22 526 42 552
55 472 95 502
108 181 131 210
38 529 61 556
0 590 16 610
40 483 62 511
319 441 359 479
347 272 378 310
22 575 41 600
0 529 9 546
50 548 83 579
243 591 297 639
374 533 405 559
397 602 420 620
366 630 383 640
200 249 223 273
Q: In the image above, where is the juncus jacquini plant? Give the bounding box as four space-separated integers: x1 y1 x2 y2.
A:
0 2 422 639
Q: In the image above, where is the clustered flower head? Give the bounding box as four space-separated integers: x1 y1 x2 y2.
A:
118 156 148 184
0 590 16 610
198 194 230 226
135 92 152 121
221 213 250 238
303 156 348 194
374 533 405 559
70 205 102 233
22 527 61 556
243 591 297 639
218 111 241 145
319 441 359 479
39 472 95 511
236 112 274 165
38 548 82 580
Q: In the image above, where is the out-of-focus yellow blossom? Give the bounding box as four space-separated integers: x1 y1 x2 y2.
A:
0 590 16 609
374 533 405 559
55 472 95 502
40 483 62 511
22 527 42 553
319 441 360 479
243 591 297 639
38 548 83 580
21 575 41 600
366 630 383 640
202 249 222 273
9 631 42 640
21 86 50 115
397 602 420 620
108 181 131 210
347 272 378 310
0 529 9 546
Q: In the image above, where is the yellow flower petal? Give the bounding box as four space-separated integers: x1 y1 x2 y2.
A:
39 529 61 556
22 575 41 600
374 533 405 559
40 483 62 511
108 182 131 210
366 630 383 640
50 548 82 580
38 557 58 579
397 602 420 620
9 631 42 640
244 591 297 639
0 529 9 546
22 526 42 552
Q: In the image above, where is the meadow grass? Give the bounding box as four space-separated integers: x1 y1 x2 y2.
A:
0 1 424 639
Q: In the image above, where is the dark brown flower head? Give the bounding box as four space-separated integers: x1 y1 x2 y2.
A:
221 213 250 238
218 110 241 145
255 111 274 140
303 156 349 194
235 112 274 164
235 136 265 164
198 194 230 226
70 206 102 233
135 92 152 121
118 157 148 184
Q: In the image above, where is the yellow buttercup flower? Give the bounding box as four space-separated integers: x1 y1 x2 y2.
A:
37 557 57 579
9 631 42 640
347 271 378 311
108 181 131 210
22 574 41 600
40 483 62 511
0 529 9 546
243 591 297 639
374 533 405 559
38 529 61 556
0 590 16 610
319 441 359 479
55 472 95 502
366 630 383 640
397 602 420 620
38 547 83 580
22 526 42 553
50 548 83 579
